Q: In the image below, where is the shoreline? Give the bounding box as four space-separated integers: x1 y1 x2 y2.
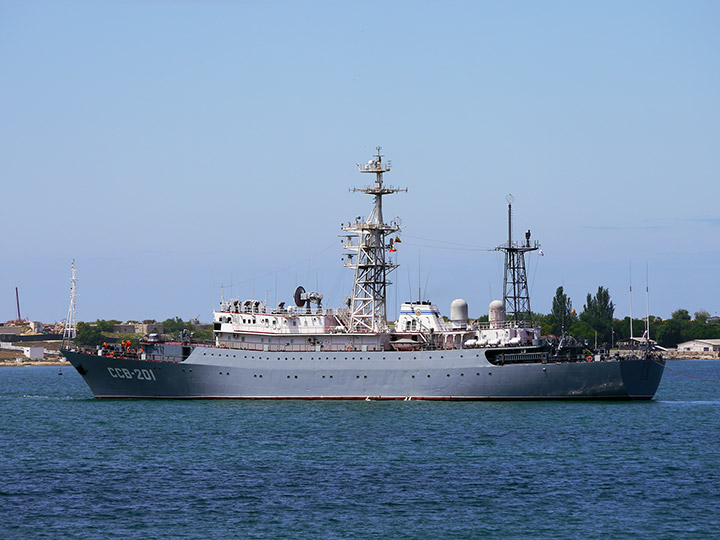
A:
0 361 71 368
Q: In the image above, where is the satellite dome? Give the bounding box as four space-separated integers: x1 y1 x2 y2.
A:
489 300 505 328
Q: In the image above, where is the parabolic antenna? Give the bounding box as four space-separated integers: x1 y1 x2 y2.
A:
294 286 306 307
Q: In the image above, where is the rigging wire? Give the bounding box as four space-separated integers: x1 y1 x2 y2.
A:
401 234 494 251
649 357 720 383
230 242 337 288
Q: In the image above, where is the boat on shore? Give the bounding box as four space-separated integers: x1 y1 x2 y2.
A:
61 148 665 399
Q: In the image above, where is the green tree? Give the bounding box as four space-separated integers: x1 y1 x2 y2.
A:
695 310 711 323
582 286 615 320
549 287 577 334
162 317 195 335
76 322 105 347
672 309 691 321
95 319 114 333
580 286 615 346
655 318 689 347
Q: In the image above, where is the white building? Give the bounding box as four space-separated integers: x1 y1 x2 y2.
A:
677 339 720 354
23 347 44 360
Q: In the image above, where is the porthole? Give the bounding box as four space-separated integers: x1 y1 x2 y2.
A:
411 375 415 378
363 375 367 379
294 375 298 379
330 375 333 378
287 375 290 379
356 375 360 379
461 373 464 376
476 372 480 376
254 374 257 378
446 373 450 377
427 374 431 378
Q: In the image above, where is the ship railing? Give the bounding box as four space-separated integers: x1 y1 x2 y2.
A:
216 342 384 353
473 320 537 330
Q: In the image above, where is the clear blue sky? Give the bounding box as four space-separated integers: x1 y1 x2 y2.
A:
2 0 718 323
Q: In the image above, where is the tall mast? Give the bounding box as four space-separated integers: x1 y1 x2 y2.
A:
62 260 78 349
496 194 539 323
645 263 650 342
342 147 406 332
629 263 634 348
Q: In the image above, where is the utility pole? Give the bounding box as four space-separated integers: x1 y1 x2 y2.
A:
15 287 21 322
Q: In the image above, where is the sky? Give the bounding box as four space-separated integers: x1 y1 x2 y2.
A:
2 0 719 324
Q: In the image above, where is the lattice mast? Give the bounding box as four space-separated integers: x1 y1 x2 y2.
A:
62 260 78 349
496 195 539 323
342 147 406 332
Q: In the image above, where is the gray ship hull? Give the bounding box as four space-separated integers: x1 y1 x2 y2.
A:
62 347 665 400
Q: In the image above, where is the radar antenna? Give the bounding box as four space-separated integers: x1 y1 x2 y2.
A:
62 260 78 350
341 147 406 332
495 195 539 323
294 285 323 312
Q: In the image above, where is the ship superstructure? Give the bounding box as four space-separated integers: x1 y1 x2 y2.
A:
61 148 665 400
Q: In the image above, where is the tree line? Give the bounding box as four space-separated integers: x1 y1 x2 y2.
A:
535 286 719 348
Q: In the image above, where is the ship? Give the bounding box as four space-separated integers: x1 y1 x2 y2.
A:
61 148 665 400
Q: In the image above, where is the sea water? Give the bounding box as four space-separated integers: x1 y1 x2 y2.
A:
1 361 719 539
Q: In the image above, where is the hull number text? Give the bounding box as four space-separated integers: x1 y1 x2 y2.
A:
107 367 157 381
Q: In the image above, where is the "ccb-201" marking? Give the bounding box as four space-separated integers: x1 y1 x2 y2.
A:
107 367 156 381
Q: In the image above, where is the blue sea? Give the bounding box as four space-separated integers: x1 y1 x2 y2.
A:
1 361 719 539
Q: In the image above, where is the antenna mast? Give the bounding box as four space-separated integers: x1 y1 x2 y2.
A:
62 260 78 349
629 263 634 349
342 147 406 332
645 263 650 343
496 194 539 323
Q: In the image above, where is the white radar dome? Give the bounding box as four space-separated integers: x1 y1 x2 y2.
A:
450 299 469 329
489 300 505 328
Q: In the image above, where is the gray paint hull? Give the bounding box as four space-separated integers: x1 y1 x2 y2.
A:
62 347 665 400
